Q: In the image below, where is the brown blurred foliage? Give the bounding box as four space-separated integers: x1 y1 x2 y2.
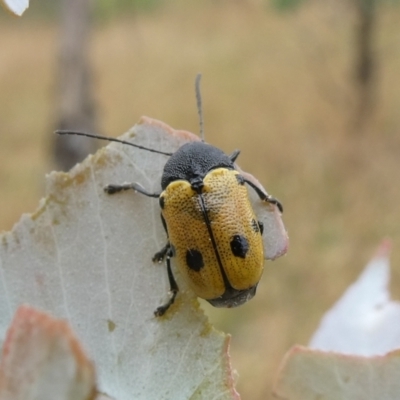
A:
1 1 400 399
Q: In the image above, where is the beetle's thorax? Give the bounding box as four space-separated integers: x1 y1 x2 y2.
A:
161 141 234 190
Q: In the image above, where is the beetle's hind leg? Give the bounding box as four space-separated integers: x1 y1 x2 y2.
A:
154 246 179 317
104 182 160 198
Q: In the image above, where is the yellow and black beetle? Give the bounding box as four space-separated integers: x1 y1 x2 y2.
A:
56 75 283 317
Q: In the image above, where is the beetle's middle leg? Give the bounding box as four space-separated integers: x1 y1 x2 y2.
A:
152 216 179 316
152 214 170 260
153 244 178 317
153 242 170 263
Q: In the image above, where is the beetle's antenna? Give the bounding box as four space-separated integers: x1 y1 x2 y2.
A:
195 73 205 142
55 130 173 156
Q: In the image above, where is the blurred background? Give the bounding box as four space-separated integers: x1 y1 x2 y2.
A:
1 0 400 398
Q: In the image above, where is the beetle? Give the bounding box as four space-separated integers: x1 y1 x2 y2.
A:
56 75 283 317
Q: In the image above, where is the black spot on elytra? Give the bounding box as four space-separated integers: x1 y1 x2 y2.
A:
159 195 165 209
258 221 264 235
230 235 249 258
186 249 204 271
235 174 245 185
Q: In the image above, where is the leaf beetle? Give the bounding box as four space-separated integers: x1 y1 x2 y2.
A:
56 75 284 317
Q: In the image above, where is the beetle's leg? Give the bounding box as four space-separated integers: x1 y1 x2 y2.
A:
244 179 283 213
152 215 178 316
104 182 160 198
154 249 179 317
152 242 170 263
258 221 264 235
152 214 170 262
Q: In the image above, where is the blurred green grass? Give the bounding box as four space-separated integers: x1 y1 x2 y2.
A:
1 1 400 399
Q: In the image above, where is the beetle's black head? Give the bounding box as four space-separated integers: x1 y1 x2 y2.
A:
161 141 235 190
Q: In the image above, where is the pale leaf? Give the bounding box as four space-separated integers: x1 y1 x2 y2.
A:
273 345 400 400
273 240 400 400
0 305 95 400
309 239 400 356
0 0 28 16
0 117 286 399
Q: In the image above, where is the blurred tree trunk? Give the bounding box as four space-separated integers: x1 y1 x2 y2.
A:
53 0 98 171
351 0 377 134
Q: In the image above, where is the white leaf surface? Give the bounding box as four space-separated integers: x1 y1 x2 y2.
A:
273 240 400 399
0 0 28 16
0 117 286 399
273 345 400 400
309 240 400 356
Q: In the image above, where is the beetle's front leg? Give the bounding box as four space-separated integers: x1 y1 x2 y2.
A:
104 182 160 198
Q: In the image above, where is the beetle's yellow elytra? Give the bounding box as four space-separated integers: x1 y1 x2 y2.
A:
161 168 264 300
